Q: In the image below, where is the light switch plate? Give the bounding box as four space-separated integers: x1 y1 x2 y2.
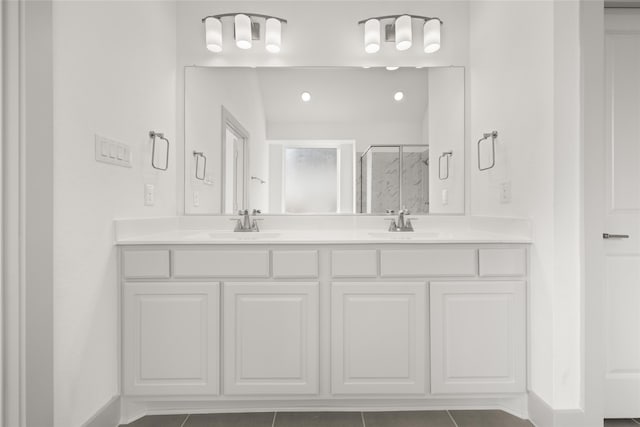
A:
95 134 132 168
441 189 449 205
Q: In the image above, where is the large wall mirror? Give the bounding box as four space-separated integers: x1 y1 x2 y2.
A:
184 66 465 215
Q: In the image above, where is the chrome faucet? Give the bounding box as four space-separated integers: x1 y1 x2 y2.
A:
232 209 262 232
386 209 414 232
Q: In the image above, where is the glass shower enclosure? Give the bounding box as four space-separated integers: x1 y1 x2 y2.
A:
358 145 429 214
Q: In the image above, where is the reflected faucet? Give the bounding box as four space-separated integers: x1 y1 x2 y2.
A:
232 209 262 232
386 209 414 232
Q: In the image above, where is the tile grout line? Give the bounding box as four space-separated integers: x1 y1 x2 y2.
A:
272 411 277 427
361 411 366 427
446 410 460 427
179 414 190 427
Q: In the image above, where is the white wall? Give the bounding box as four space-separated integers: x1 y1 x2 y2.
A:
185 67 268 213
428 67 465 214
268 122 422 153
469 0 581 414
52 2 177 426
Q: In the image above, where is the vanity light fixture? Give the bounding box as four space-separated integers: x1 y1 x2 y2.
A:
301 91 312 102
394 91 404 101
202 13 287 53
358 14 443 53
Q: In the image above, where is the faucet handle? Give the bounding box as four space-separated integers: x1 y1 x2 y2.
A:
252 209 261 215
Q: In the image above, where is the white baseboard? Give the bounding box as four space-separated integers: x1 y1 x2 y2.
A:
82 395 121 427
528 392 588 427
120 395 528 426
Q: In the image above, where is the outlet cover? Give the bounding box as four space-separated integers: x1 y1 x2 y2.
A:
500 181 512 204
144 184 155 206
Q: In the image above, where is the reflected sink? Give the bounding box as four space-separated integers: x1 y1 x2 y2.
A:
200 231 281 241
368 231 440 240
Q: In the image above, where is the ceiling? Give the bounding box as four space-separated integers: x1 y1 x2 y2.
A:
255 67 430 125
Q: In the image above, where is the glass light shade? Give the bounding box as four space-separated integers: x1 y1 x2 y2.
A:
394 91 404 101
364 19 380 54
395 15 412 51
265 18 282 53
235 14 252 49
424 19 441 53
204 18 222 52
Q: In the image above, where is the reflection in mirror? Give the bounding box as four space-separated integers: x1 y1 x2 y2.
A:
184 66 464 215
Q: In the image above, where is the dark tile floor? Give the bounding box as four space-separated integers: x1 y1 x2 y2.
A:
119 411 640 427
119 410 537 427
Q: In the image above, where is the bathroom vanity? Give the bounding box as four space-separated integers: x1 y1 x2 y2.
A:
116 219 530 421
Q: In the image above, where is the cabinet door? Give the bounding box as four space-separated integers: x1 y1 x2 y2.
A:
331 282 426 394
223 282 319 395
123 282 220 395
430 281 526 394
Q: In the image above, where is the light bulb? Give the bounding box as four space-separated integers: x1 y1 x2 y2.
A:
364 19 380 54
395 15 412 51
394 91 404 101
265 18 282 53
235 14 252 50
204 17 222 52
301 92 311 102
424 19 441 53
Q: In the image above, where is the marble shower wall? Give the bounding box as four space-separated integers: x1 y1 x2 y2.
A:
356 150 429 214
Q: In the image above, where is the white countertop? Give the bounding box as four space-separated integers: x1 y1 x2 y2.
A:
114 216 532 245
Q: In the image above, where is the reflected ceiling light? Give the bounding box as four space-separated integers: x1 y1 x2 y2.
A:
301 92 311 102
423 18 441 53
364 18 381 53
358 14 443 54
202 13 287 53
386 66 399 71
394 91 404 101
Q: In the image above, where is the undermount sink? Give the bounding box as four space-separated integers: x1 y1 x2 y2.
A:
368 231 440 240
196 231 282 240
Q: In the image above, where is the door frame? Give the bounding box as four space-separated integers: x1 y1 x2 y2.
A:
221 106 250 214
582 1 606 426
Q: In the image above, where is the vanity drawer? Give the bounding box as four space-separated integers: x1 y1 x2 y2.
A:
479 248 527 277
272 250 318 278
380 249 477 277
122 249 171 279
331 250 377 278
173 249 269 278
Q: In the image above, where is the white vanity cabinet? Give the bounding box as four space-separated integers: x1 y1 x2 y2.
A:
331 282 426 394
119 242 529 409
223 282 319 395
429 280 526 394
122 281 220 396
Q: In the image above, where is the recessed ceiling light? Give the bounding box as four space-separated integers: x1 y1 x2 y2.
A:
301 91 311 102
394 91 404 101
386 66 399 71
362 65 371 69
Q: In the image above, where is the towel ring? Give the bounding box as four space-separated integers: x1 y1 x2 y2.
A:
478 131 498 171
193 151 207 181
149 131 169 171
438 151 453 180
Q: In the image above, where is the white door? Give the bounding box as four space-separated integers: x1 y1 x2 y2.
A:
223 282 319 395
604 11 640 418
429 281 526 394
331 282 426 394
123 282 220 396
